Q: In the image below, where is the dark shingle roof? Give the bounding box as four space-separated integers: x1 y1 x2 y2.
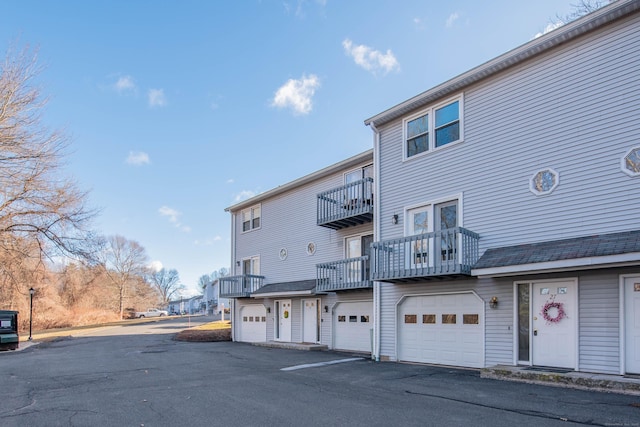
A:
473 229 640 269
252 279 316 295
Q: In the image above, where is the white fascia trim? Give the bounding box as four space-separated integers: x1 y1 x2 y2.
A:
472 252 640 278
251 290 315 298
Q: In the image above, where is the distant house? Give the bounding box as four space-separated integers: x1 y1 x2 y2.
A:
221 150 374 352
364 0 640 374
204 279 229 315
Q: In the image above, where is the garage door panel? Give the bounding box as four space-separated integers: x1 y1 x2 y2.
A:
334 301 372 353
240 305 266 343
399 293 484 368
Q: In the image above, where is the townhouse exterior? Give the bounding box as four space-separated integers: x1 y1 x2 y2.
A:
222 0 640 375
365 0 640 374
222 151 375 352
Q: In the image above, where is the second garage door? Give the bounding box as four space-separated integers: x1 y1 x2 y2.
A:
398 293 483 368
239 304 266 343
333 301 372 353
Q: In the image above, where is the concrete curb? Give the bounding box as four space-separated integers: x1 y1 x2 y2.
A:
481 365 640 396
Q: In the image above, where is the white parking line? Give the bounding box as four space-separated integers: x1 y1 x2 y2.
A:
281 357 364 371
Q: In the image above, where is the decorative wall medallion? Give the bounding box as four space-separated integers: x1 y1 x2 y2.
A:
279 248 288 261
622 147 640 176
529 168 559 195
306 242 316 255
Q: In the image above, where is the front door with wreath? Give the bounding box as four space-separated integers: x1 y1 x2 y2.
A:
531 280 577 369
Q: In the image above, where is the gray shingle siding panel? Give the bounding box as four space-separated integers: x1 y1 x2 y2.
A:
474 230 640 269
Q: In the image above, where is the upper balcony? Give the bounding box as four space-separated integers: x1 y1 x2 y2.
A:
317 177 374 230
219 274 265 298
316 256 372 292
370 227 480 283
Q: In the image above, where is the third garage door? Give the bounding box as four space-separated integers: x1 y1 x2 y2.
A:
398 293 483 368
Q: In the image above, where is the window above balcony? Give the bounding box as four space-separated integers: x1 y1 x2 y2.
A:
403 94 463 161
241 205 261 233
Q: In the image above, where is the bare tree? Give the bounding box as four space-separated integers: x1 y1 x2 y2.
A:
556 0 614 24
98 235 149 319
0 44 97 263
148 268 184 306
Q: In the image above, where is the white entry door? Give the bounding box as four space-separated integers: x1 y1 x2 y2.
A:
276 299 292 342
302 299 320 343
531 280 577 369
624 276 640 374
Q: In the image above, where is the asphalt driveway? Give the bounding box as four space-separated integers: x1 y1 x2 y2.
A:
1 318 638 426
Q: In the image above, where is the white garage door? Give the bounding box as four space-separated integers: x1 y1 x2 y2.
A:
239 305 266 343
398 293 483 368
334 301 372 353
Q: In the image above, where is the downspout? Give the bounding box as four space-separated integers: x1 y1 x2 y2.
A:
230 211 237 342
369 121 381 362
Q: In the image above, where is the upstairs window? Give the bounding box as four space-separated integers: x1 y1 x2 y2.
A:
242 205 261 232
404 95 462 159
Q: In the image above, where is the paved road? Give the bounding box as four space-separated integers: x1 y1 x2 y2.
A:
1 317 639 426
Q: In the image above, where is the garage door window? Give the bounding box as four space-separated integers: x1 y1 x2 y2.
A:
405 314 417 323
422 314 436 324
463 314 479 324
360 315 369 323
338 316 346 322
442 314 457 324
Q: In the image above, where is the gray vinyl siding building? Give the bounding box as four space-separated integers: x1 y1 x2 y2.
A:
224 150 374 349
366 0 640 374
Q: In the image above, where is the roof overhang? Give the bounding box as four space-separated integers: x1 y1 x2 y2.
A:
472 252 640 278
364 0 640 128
251 290 316 298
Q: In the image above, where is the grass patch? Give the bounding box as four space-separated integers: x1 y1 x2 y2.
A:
174 320 231 342
190 321 231 331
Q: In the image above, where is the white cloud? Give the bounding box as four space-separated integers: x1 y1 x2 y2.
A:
148 89 167 108
125 151 150 166
534 21 563 38
271 74 320 115
159 206 190 232
148 260 163 272
445 12 459 28
342 39 400 75
113 75 136 94
226 178 235 184
193 235 223 246
234 190 257 202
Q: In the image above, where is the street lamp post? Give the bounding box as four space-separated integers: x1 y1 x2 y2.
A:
28 287 34 341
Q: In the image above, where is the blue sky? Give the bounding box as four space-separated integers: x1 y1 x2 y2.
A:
1 0 574 294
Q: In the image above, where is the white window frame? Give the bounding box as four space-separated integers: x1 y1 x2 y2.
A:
241 255 260 275
241 204 261 233
404 194 463 267
402 94 464 161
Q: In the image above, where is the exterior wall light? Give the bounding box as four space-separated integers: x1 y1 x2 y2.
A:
324 305 329 313
489 296 498 309
392 214 399 225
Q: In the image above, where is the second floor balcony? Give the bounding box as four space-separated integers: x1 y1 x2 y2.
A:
316 256 372 292
317 177 374 230
371 227 480 283
219 274 265 298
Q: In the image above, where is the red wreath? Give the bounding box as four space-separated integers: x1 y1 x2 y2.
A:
541 301 566 324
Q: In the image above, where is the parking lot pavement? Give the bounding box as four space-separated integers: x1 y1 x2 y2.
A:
1 323 639 427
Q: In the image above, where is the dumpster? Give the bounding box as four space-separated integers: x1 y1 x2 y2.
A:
0 310 19 351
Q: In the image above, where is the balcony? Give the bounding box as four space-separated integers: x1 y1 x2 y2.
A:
371 227 480 283
317 177 374 230
219 275 265 298
316 256 372 292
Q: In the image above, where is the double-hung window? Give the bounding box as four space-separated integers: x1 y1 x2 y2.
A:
241 205 261 232
404 95 463 159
